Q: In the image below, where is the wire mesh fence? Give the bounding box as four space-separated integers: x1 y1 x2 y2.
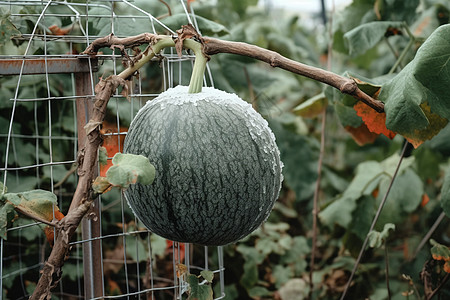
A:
0 1 224 299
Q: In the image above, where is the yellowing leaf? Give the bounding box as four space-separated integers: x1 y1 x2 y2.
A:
4 190 58 222
293 93 328 118
354 101 396 139
403 102 448 148
92 176 113 194
430 239 450 273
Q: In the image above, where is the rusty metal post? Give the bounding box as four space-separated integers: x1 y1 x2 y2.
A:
75 61 104 299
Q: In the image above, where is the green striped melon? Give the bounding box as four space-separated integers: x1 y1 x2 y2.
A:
124 85 283 246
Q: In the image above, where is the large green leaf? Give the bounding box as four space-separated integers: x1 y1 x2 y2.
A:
319 154 417 229
413 24 450 120
344 21 403 56
380 25 450 146
187 274 213 300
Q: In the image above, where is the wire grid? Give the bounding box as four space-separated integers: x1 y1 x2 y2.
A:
0 0 224 299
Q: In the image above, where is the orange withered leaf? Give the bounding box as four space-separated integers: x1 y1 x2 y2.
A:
354 101 396 139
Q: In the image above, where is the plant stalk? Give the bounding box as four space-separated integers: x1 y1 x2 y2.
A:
339 142 409 300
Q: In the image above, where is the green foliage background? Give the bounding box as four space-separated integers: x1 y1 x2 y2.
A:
1 0 450 299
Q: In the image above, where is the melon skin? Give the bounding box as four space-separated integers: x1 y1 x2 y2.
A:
124 85 282 246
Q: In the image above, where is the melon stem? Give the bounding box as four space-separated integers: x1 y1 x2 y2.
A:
184 39 208 94
118 37 207 95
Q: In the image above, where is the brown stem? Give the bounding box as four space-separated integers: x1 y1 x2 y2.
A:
427 273 449 300
82 33 158 56
202 37 384 112
30 75 125 300
158 0 172 16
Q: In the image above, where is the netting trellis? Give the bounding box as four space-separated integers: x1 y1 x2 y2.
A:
0 0 225 299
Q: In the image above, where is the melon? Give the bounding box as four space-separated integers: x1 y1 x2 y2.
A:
123 85 283 246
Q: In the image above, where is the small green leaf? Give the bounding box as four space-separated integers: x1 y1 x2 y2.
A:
99 146 108 166
293 92 328 118
368 223 395 248
106 153 155 189
200 270 214 283
344 21 403 56
413 24 450 121
430 239 450 261
187 274 213 300
92 177 112 194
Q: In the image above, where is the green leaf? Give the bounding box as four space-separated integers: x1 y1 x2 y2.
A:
430 239 450 261
320 154 417 230
368 223 395 248
380 63 429 134
380 25 450 147
272 264 293 288
350 196 376 240
0 9 21 46
106 153 155 189
413 24 450 120
187 274 213 300
344 21 403 56
200 270 214 283
319 160 383 228
319 196 358 229
248 286 272 298
441 165 450 218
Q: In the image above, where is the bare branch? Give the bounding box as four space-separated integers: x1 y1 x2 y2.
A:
83 32 385 112
82 33 158 56
202 37 384 112
30 75 125 300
